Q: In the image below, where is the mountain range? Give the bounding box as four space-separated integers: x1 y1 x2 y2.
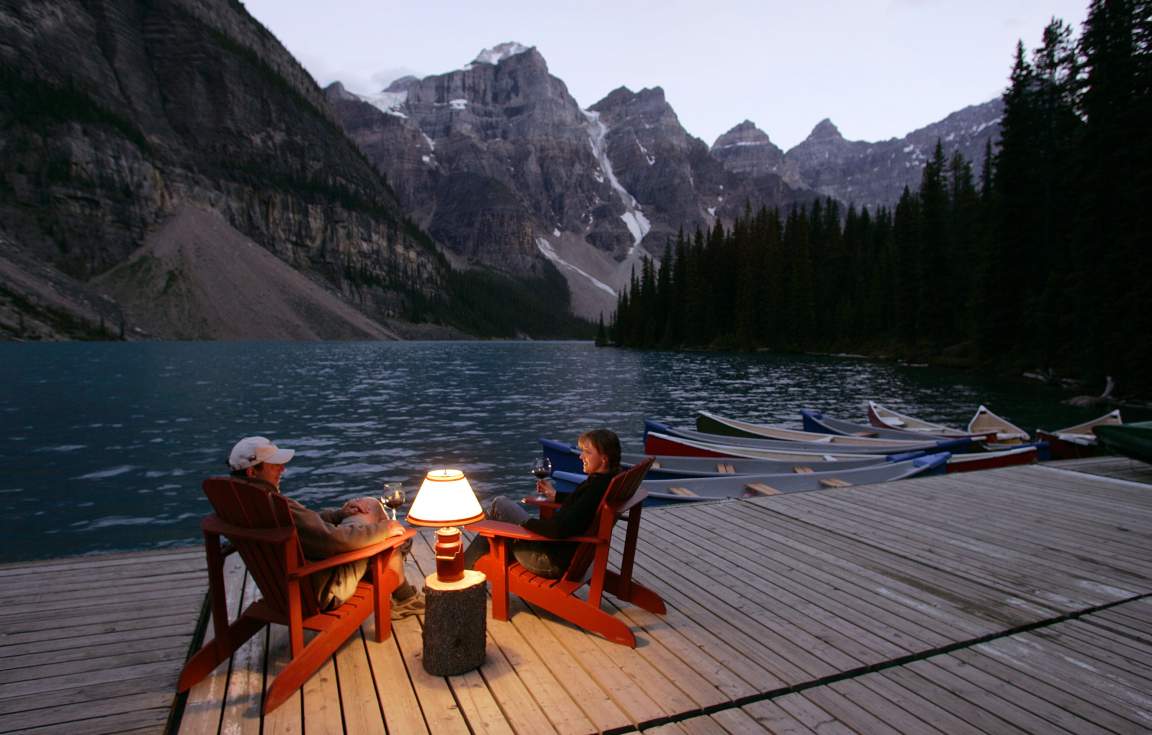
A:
0 5 1002 338
330 41 1002 320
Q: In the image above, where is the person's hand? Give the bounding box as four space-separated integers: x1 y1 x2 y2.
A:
342 496 383 519
535 479 557 501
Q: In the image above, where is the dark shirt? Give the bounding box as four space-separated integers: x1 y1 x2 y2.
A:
522 470 616 539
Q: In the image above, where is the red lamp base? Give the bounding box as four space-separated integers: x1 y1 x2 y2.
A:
433 526 465 582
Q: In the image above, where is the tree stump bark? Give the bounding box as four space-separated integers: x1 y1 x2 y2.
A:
421 570 487 675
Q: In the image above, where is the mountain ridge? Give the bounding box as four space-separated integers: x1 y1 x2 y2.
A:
0 20 1004 337
0 0 452 340
329 42 1000 317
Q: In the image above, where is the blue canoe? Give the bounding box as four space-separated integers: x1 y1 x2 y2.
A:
552 452 951 505
540 438 903 479
799 410 977 452
646 419 961 455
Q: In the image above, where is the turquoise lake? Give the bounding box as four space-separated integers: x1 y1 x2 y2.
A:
0 341 1132 563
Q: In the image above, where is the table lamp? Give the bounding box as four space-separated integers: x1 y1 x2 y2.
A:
406 469 484 582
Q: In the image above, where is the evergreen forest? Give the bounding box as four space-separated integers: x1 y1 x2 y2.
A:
609 0 1152 395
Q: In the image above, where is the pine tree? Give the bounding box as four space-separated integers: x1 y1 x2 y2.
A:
947 150 979 343
892 186 921 343
1078 0 1152 391
595 314 608 346
984 42 1037 357
917 142 949 341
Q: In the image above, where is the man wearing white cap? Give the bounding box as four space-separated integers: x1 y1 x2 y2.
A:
228 436 424 616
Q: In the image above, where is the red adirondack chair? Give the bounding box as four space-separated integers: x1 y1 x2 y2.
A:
177 477 416 713
472 458 665 647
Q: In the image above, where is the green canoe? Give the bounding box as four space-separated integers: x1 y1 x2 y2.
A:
1094 421 1152 464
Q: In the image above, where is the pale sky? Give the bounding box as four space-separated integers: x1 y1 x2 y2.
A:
241 0 1090 150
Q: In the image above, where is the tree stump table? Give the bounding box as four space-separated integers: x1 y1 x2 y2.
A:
421 570 487 675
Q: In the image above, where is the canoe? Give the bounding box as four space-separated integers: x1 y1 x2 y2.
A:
1037 409 1122 460
945 444 1042 472
867 401 996 441
799 410 977 452
1093 421 1152 464
968 405 1030 443
647 419 949 455
697 410 971 447
552 452 951 504
540 438 901 478
645 430 936 461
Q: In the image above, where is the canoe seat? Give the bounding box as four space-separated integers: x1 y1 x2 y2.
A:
851 431 878 438
792 466 814 474
744 483 781 496
819 478 852 488
716 463 736 474
667 486 698 496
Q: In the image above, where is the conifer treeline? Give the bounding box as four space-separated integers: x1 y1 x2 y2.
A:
611 0 1152 394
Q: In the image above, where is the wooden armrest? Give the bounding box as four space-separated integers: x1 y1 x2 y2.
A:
292 529 417 578
472 520 545 541
471 520 600 545
202 515 294 544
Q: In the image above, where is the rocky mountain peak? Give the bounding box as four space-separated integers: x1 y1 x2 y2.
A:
808 118 844 142
635 86 667 104
781 100 1002 211
713 120 773 149
589 86 676 130
384 75 419 93
590 86 636 112
324 81 357 101
473 42 533 66
710 120 787 178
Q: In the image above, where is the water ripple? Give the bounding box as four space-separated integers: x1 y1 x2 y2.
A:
1 340 1142 562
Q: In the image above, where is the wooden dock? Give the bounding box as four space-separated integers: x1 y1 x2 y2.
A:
0 548 208 734
2 456 1150 734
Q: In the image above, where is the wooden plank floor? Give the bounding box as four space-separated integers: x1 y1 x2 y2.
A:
643 597 1152 734
170 457 1152 734
0 548 207 734
1045 454 1152 485
2 456 1149 734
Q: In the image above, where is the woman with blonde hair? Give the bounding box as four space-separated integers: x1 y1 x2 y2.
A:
463 428 621 578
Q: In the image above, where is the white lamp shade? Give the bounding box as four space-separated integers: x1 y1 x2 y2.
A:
406 469 484 527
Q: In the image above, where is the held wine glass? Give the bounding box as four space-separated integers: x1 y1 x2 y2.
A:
530 456 553 501
382 483 406 521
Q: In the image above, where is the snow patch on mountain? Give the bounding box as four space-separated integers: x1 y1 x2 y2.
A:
634 134 656 165
360 90 408 117
620 212 651 248
474 42 531 66
535 237 616 296
583 110 651 250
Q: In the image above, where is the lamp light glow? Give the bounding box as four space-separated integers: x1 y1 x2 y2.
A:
406 469 483 582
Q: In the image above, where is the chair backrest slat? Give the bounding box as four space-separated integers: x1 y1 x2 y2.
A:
561 458 655 583
202 477 319 617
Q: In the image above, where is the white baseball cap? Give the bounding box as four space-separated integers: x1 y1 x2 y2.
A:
229 436 295 471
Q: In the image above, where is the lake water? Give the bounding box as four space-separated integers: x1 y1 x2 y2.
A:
0 340 1129 563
